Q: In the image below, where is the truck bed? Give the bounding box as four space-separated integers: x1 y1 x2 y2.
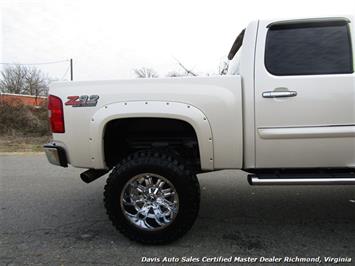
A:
50 75 243 170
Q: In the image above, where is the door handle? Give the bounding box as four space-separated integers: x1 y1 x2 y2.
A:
262 91 297 98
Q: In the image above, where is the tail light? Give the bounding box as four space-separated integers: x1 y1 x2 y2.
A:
48 95 65 133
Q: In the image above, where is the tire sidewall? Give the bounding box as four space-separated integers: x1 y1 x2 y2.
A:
104 154 199 243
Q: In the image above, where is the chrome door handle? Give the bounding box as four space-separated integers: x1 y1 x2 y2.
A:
262 91 297 98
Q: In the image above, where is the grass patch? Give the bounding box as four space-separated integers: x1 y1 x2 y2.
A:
0 135 50 152
0 100 51 152
0 100 49 136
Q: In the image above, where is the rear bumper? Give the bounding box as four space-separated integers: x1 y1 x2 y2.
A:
43 143 68 167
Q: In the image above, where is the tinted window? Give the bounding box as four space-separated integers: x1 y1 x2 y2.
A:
265 22 353 75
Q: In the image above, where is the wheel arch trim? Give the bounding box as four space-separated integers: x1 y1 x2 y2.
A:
89 101 214 170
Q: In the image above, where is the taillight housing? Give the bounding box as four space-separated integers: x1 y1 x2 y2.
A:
48 95 65 133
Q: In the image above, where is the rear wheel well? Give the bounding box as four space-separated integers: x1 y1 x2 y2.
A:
103 118 201 171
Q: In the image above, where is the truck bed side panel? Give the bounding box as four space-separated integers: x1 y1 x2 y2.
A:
50 75 243 170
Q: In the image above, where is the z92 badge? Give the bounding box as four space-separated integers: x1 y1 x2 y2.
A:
65 95 99 107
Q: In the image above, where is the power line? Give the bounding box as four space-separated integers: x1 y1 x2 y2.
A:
0 59 70 65
0 58 74 81
60 65 70 80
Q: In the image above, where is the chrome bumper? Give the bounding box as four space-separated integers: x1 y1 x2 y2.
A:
43 143 68 167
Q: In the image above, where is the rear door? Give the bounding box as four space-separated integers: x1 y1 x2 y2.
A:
254 18 355 168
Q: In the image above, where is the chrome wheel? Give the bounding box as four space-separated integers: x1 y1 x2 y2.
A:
120 173 179 231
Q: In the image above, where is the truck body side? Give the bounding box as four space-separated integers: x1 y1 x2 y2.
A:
49 75 245 171
43 16 355 244
48 17 355 172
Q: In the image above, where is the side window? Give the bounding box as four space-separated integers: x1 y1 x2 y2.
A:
265 22 353 76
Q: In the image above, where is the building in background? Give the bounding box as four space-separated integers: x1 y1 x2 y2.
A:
0 93 46 107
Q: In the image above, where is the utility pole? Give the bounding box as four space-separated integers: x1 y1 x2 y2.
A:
70 58 73 81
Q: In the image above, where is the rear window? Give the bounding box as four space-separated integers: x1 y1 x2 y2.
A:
265 21 353 76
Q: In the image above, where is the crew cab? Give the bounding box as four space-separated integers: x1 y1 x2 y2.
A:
44 16 355 244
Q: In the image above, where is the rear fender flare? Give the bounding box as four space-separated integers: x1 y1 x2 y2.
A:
89 101 214 170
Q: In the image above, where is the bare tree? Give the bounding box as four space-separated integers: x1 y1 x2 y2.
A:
24 67 49 96
173 57 197 76
0 65 27 94
134 67 158 78
0 65 49 96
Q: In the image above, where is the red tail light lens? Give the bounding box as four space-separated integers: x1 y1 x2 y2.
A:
48 95 65 133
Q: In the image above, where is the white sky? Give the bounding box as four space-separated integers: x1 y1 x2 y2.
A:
1 0 354 81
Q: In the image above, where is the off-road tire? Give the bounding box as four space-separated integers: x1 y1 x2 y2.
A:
104 150 200 244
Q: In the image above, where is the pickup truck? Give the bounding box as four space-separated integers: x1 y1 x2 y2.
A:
44 16 355 244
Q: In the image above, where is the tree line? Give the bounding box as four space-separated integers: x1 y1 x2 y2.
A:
134 58 229 78
0 59 229 96
0 65 50 97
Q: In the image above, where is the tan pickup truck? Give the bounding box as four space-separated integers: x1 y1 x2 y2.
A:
44 16 355 244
